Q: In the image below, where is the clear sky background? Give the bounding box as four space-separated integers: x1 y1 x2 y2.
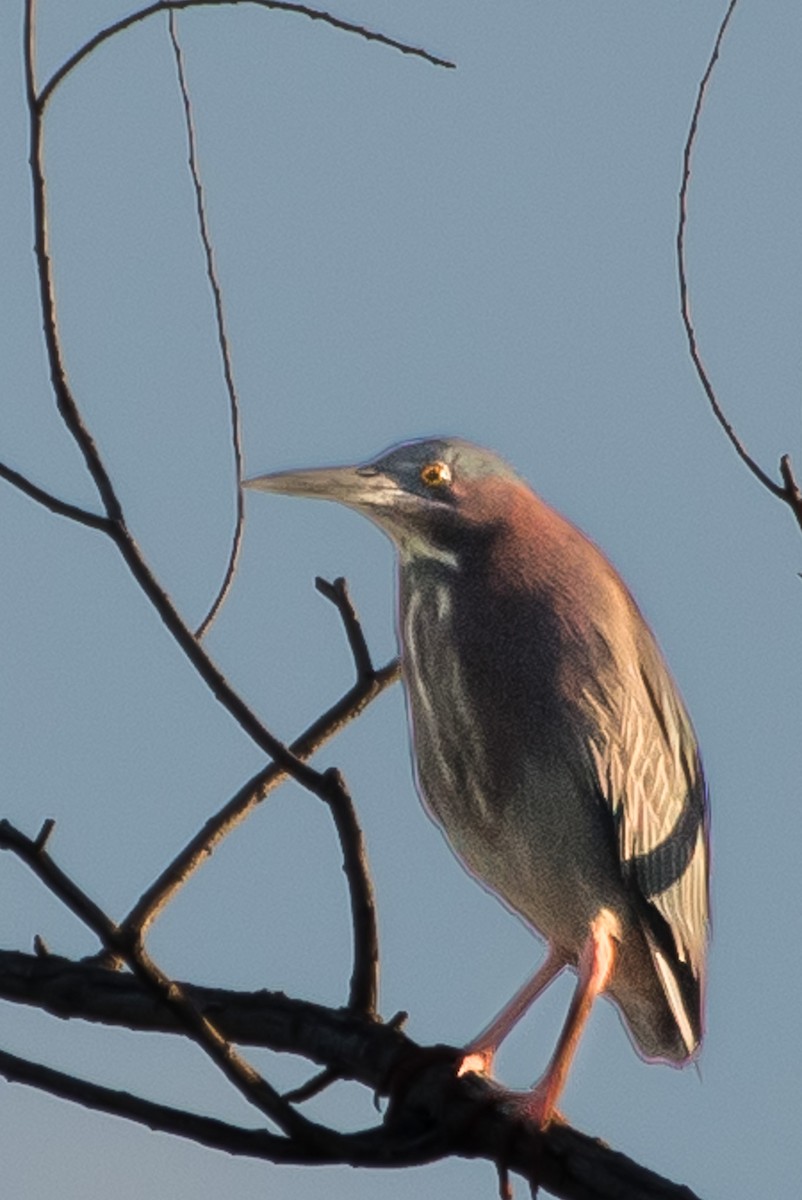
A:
1 3 801 1198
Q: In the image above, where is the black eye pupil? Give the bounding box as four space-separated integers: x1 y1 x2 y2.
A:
422 462 449 486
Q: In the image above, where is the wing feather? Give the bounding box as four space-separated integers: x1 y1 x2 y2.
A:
583 622 709 988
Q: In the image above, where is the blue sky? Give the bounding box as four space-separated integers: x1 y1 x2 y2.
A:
1 3 801 1197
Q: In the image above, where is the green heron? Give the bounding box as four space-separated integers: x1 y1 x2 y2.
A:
246 437 709 1125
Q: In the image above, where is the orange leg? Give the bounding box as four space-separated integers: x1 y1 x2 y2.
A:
521 910 618 1128
458 949 566 1078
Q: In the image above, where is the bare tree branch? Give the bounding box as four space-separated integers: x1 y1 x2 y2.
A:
316 576 375 682
17 10 397 1098
780 454 802 521
121 659 398 937
119 578 385 1016
282 1066 341 1104
0 819 337 1149
0 460 111 531
24 0 125 525
20 3 283 773
318 766 380 1015
168 12 246 640
0 1047 333 1164
38 0 455 111
120 579 399 941
0 949 704 1198
677 0 802 533
0 950 395 1062
106 518 348 793
22 0 395 849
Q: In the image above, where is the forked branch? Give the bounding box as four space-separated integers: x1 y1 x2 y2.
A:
0 948 703 1199
10 0 422 831
38 0 455 111
0 819 335 1147
119 579 396 969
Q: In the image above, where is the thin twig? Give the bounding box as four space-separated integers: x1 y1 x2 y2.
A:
38 0 455 109
122 656 398 937
119 560 398 939
677 0 802 534
107 518 340 793
320 767 379 1014
678 3 763 482
0 819 335 1148
316 576 375 681
24 0 124 525
0 1047 327 1163
283 1066 341 1104
33 818 56 851
168 12 246 639
780 455 802 535
0 461 112 532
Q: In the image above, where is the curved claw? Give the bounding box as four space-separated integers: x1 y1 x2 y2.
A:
500 1080 567 1130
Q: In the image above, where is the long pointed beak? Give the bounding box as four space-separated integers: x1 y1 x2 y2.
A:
243 463 402 511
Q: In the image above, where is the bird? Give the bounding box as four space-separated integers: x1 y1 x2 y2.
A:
245 437 709 1126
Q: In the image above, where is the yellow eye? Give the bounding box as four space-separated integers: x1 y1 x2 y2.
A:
420 460 452 488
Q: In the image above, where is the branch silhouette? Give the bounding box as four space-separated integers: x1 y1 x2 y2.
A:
677 0 802 533
168 11 246 640
0 946 702 1199
38 0 455 110
120 579 398 961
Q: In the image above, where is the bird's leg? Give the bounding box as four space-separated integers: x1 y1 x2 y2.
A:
458 949 566 1078
519 909 618 1128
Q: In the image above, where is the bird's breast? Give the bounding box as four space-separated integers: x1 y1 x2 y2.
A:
398 563 623 949
401 574 495 833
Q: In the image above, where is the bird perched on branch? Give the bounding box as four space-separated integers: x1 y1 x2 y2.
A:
246 437 709 1126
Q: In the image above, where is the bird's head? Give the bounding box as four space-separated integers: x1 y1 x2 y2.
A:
245 438 525 564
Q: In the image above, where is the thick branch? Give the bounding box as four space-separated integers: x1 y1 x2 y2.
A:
0 950 703 1198
0 950 396 1066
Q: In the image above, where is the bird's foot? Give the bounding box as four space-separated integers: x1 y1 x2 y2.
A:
457 1046 496 1079
497 1078 566 1131
457 1045 567 1129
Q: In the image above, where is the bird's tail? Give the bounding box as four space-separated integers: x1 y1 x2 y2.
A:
640 925 701 1062
609 915 702 1065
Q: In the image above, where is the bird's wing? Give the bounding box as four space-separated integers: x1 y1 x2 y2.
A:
582 626 709 987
